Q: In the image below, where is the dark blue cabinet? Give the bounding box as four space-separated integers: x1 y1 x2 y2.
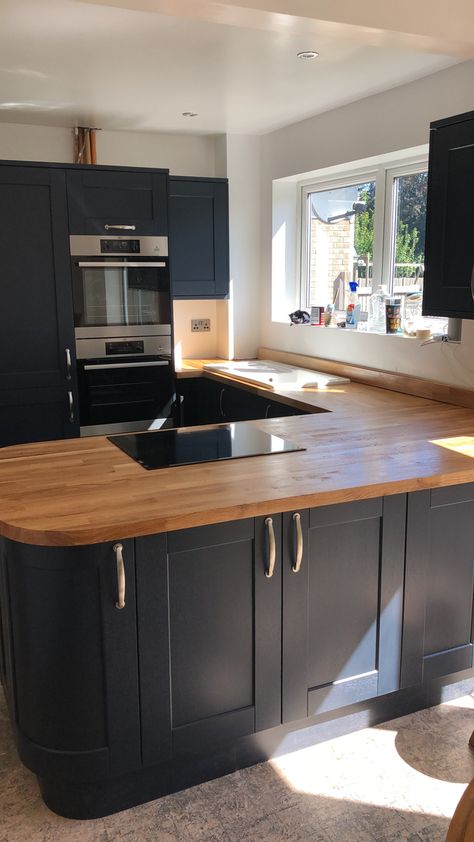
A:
66 167 169 236
401 483 474 687
0 165 79 446
282 496 407 723
169 177 229 299
423 111 474 319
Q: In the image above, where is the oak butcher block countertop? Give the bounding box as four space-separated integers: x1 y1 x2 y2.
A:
2 357 474 546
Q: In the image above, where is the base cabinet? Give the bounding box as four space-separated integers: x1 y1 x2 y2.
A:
1 485 473 818
178 377 311 426
401 484 474 687
282 496 406 723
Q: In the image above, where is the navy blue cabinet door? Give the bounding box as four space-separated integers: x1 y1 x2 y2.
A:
67 168 168 236
1 538 141 785
401 484 474 687
282 496 407 722
0 165 79 445
423 111 474 319
169 177 229 299
136 516 282 765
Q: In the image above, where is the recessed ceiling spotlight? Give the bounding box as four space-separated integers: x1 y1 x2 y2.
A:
297 51 319 60
182 111 198 117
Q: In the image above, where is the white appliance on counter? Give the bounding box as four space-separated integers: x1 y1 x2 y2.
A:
203 360 350 390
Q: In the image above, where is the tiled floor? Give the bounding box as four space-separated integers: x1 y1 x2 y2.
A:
1 694 474 842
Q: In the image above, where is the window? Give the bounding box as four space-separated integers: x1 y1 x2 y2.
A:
300 159 428 317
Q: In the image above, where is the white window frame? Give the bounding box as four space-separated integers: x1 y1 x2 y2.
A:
299 155 428 310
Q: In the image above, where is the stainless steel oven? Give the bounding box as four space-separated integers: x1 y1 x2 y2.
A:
70 235 171 340
70 235 175 436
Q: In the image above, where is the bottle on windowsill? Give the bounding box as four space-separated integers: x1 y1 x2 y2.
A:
367 285 388 333
346 281 359 329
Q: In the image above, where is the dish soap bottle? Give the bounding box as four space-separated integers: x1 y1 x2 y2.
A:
346 281 359 328
367 285 388 333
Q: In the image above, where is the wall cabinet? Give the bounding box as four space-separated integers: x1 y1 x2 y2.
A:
169 177 229 299
0 165 79 446
66 167 169 236
178 376 310 426
423 110 474 319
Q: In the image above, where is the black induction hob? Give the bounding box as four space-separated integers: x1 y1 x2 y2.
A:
108 423 305 470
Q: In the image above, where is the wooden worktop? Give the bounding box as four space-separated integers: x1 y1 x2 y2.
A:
2 357 474 546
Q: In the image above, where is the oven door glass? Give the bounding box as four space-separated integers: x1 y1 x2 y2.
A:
73 259 171 328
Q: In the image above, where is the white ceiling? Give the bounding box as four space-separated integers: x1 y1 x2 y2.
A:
0 0 462 135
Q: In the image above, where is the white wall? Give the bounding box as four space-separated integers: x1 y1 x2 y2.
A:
0 121 217 176
260 61 474 388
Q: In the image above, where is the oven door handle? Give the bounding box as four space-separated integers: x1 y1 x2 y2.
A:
84 361 170 370
77 261 167 268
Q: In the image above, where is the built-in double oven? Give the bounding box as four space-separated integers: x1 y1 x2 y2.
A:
71 235 175 436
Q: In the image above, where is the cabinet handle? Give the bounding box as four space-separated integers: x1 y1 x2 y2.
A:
292 512 303 573
219 387 226 418
65 347 72 381
104 224 136 231
265 403 271 418
265 517 276 578
113 543 126 609
471 264 474 301
67 391 75 423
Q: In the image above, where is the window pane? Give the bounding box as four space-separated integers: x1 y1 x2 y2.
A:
307 181 375 312
390 171 427 304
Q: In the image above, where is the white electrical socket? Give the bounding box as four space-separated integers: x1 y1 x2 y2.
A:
191 318 211 332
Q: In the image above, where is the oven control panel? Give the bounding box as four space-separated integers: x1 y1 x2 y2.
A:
100 239 140 254
106 340 144 355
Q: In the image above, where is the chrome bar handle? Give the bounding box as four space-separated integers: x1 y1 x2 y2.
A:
67 391 74 423
265 517 276 578
471 264 474 301
104 224 136 231
65 347 72 381
219 387 226 418
292 512 303 573
113 543 126 610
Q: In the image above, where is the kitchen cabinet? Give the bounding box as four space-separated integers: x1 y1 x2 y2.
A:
0 164 79 446
169 177 229 299
0 537 140 790
178 377 310 425
422 110 474 319
66 167 169 236
136 517 282 767
282 496 407 723
401 484 474 687
2 485 474 818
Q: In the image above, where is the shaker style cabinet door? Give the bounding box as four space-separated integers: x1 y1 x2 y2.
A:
422 111 474 319
282 496 407 723
0 165 79 445
401 484 474 687
136 516 282 766
66 168 168 236
169 177 229 299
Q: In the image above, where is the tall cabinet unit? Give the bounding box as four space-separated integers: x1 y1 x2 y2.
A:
0 165 79 445
422 110 474 319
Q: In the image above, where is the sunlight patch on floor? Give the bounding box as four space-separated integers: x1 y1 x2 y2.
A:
269 719 469 819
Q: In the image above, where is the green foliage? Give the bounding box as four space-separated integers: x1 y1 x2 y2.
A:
354 184 375 260
395 221 420 277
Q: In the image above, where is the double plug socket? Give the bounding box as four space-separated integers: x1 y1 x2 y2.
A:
191 319 211 332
